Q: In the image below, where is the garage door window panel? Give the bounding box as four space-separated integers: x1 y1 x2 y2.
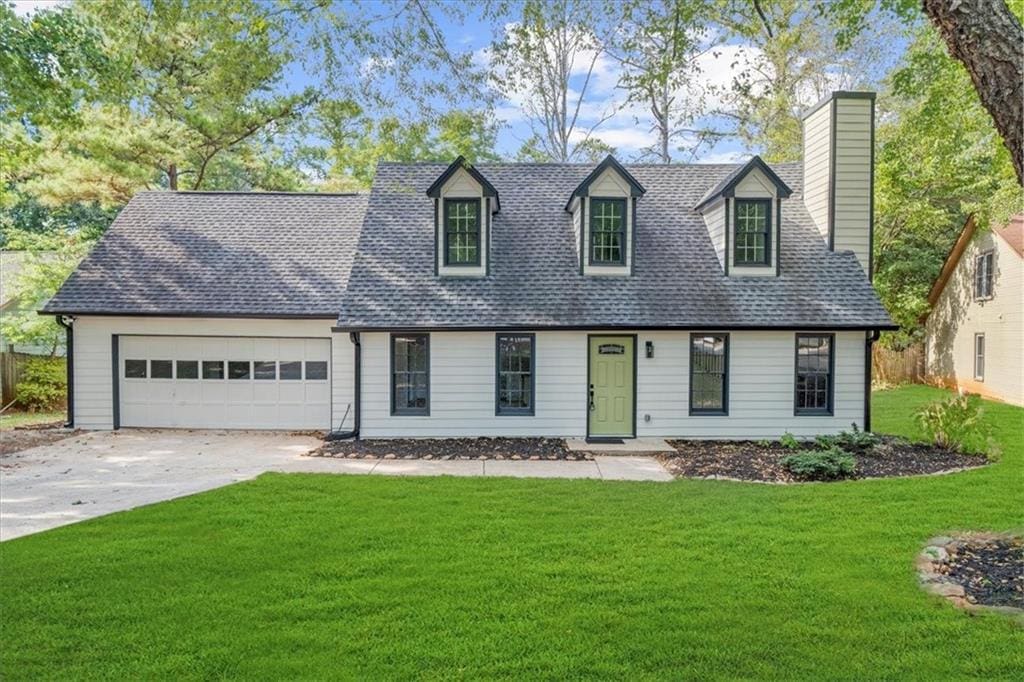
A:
305 361 328 381
254 361 277 380
176 360 199 379
151 360 173 379
125 359 147 378
280 361 302 380
203 361 225 379
229 361 251 380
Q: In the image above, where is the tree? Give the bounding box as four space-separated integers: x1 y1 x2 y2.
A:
489 0 615 162
610 0 719 162
872 26 1017 342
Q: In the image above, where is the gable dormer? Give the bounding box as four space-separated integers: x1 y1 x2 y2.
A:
566 155 645 276
693 156 792 277
427 156 499 278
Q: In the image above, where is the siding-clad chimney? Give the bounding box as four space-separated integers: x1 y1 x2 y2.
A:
802 91 875 277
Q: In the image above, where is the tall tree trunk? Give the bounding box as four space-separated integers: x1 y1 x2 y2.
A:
923 0 1024 184
167 163 178 190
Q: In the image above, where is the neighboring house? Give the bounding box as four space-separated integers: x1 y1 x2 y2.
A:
43 91 895 439
923 214 1023 407
1 250 64 356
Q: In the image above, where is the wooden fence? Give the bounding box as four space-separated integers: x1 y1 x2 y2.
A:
872 343 924 385
1 350 33 405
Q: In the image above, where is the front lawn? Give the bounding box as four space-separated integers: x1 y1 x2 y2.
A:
2 385 1021 678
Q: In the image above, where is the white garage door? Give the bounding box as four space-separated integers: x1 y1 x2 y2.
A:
118 336 331 430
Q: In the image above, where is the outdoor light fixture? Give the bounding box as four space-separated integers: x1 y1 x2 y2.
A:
645 341 654 358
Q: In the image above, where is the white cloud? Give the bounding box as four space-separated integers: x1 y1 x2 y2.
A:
693 150 747 164
12 0 67 16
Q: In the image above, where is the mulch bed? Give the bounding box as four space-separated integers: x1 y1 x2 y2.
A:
315 437 593 461
917 534 1023 621
0 423 77 458
662 436 986 483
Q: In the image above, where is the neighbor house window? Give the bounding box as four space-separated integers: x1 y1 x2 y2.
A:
690 334 728 415
496 334 534 415
974 251 994 299
444 199 480 266
391 334 429 415
589 198 626 265
974 333 985 381
734 199 771 266
795 334 833 415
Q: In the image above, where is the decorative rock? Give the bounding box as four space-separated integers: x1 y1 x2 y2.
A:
494 455 506 460
529 455 541 461
511 454 521 460
423 454 434 460
927 536 956 547
923 546 949 562
383 454 397 460
927 582 965 598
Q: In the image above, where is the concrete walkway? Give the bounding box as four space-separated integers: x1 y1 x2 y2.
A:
1 430 672 541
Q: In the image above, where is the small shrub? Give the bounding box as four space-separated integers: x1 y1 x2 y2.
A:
781 447 856 480
833 424 880 451
915 395 990 454
14 357 66 411
779 432 801 449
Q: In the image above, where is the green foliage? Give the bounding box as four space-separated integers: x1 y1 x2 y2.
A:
781 446 856 480
14 356 66 411
779 432 801 449
874 27 1019 342
915 394 990 454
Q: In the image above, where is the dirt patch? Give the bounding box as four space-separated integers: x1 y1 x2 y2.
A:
314 437 592 461
918 533 1023 622
661 436 986 483
0 423 78 459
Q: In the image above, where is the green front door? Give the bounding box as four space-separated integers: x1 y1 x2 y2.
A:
588 336 635 437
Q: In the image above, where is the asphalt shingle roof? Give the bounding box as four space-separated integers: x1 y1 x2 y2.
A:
45 162 894 330
44 192 368 317
337 162 894 329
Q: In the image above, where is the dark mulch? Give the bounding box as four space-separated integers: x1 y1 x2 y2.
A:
662 435 986 483
946 538 1024 609
314 437 592 461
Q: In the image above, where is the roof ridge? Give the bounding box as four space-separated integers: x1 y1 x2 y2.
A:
138 190 369 197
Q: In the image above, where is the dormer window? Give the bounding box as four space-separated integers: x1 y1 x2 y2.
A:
444 198 481 266
427 156 499 278
590 198 626 265
734 199 771 266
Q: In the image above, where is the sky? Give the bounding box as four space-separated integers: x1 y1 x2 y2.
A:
13 0 908 165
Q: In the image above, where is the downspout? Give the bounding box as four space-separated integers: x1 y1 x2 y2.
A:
55 315 74 428
864 330 880 432
326 331 360 440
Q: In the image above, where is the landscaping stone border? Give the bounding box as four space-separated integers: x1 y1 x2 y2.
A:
917 532 1024 625
314 437 594 461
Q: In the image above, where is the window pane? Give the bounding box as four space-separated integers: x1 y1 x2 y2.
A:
125 359 147 378
305 361 328 381
392 335 428 413
591 199 625 264
445 200 479 265
734 200 769 265
176 360 199 379
254 361 277 380
202 361 225 380
497 335 534 413
795 335 832 413
151 360 173 379
279 361 302 380
691 335 726 413
228 361 251 380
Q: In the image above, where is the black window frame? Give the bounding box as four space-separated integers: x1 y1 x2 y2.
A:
390 333 430 416
974 333 985 381
689 333 729 416
974 251 994 300
794 333 835 416
443 198 482 267
495 333 535 416
588 197 627 266
733 198 772 266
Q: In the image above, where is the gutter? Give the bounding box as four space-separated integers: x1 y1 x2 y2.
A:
55 315 74 428
864 329 881 432
326 331 361 440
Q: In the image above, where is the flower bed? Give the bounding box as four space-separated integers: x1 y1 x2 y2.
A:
662 434 987 483
917 533 1023 623
314 437 591 461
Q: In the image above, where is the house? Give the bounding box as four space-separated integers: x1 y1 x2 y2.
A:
923 214 1023 406
42 91 895 439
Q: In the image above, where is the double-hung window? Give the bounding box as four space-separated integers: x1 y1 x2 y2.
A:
734 199 771 266
690 334 728 415
974 333 985 381
974 251 994 299
589 198 626 265
496 334 534 415
444 199 480 266
795 334 834 415
391 334 429 415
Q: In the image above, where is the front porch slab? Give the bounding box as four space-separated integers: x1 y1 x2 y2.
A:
565 438 674 454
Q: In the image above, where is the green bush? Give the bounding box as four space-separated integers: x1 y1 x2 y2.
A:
915 394 989 454
781 447 856 481
14 357 66 411
779 432 801 449
834 424 880 451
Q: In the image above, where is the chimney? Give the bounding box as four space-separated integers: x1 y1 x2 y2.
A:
802 91 876 278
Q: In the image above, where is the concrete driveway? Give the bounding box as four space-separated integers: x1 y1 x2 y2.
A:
1 429 672 541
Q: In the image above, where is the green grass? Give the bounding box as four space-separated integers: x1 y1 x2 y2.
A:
0 409 64 430
2 385 1022 679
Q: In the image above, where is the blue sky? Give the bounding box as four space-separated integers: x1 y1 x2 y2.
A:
15 0 908 164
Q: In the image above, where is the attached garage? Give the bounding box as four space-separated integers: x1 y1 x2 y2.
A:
117 335 331 430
